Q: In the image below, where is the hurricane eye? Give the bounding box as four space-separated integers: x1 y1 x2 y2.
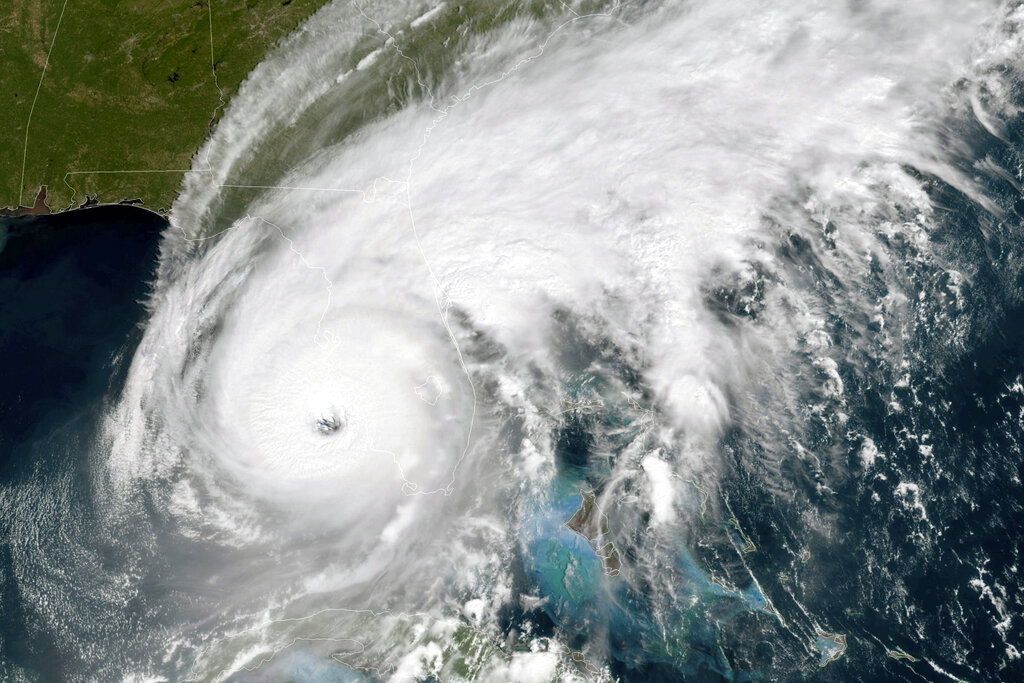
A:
314 411 343 434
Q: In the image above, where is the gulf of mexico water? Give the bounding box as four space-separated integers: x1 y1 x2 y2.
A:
0 206 165 681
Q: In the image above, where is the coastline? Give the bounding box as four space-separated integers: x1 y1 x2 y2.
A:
2 0 334 215
0 185 167 220
0 186 53 218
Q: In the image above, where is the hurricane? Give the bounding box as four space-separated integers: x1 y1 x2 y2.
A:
4 0 1024 681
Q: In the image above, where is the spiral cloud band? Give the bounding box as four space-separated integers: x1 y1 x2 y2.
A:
8 0 1024 680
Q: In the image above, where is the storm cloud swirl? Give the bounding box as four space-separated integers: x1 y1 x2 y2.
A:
8 0 1024 681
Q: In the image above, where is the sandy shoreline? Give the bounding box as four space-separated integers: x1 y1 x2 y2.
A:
1 185 165 219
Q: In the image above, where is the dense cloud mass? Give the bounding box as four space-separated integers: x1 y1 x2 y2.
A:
6 0 1024 681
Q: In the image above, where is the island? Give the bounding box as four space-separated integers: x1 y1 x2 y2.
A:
565 489 621 577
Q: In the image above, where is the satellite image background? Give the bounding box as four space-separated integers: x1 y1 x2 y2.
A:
2 1 1024 681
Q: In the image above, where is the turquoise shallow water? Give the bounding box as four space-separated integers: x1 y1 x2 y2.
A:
520 467 776 680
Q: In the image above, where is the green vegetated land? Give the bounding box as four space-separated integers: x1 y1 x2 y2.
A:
0 0 331 214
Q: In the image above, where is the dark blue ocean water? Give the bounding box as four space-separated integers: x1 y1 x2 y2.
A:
707 108 1024 681
0 206 165 680
3 124 1024 680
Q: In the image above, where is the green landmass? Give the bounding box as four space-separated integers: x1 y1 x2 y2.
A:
0 0 616 219
1 0 332 214
565 489 621 576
